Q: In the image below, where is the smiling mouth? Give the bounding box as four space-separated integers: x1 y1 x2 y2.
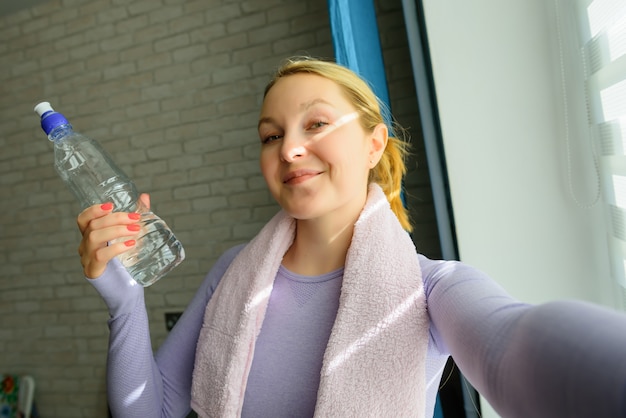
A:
283 170 322 184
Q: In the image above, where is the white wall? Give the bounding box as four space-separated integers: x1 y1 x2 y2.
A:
421 0 619 416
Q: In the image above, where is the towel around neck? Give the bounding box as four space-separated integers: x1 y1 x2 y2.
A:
191 183 429 417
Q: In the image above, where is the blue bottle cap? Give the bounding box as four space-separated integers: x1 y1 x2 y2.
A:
34 102 70 135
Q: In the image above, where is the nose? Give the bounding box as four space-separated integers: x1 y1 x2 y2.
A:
280 132 307 162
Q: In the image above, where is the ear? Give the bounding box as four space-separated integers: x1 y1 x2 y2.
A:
368 123 388 167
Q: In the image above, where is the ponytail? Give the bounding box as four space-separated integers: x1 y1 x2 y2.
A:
369 126 412 232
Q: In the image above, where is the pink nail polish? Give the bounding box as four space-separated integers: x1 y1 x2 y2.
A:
101 202 114 211
127 224 140 231
124 240 136 247
128 213 141 220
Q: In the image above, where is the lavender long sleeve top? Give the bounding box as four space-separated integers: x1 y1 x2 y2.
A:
91 244 626 417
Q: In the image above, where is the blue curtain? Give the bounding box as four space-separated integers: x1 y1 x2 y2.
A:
327 0 391 123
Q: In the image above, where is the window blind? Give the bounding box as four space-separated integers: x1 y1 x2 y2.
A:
572 0 626 305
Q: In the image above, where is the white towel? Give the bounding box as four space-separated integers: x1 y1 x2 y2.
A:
191 183 429 417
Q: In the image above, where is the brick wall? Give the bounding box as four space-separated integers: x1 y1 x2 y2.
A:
0 0 439 416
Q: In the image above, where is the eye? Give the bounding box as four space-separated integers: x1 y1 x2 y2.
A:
261 134 282 145
308 120 329 130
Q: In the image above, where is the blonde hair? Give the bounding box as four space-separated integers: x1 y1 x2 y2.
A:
264 57 412 231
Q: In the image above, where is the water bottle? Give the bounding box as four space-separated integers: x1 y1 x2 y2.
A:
34 102 185 286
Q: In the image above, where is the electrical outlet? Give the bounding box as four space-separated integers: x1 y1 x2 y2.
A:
165 312 183 331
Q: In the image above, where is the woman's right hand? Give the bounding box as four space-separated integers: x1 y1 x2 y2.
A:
76 194 149 279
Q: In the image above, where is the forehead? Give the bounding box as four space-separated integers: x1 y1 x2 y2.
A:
262 73 351 111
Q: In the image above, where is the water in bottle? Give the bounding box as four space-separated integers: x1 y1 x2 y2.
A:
34 102 185 286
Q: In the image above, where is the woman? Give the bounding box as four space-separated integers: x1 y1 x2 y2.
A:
78 57 626 417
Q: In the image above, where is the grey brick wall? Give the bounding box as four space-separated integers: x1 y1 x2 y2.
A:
0 0 440 416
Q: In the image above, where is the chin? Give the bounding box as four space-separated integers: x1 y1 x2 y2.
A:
278 200 325 220
271 189 320 217
283 207 319 221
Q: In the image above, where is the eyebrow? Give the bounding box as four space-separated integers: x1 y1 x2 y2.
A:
257 116 274 130
258 98 335 130
300 98 332 111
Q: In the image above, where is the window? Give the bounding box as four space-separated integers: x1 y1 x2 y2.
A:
568 0 626 302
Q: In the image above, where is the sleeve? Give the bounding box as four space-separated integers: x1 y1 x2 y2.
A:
88 245 245 418
420 254 626 418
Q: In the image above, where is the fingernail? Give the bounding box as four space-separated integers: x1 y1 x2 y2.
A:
101 203 114 211
127 224 141 231
128 213 141 220
124 240 136 247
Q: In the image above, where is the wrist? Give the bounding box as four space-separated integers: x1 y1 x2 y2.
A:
87 258 144 317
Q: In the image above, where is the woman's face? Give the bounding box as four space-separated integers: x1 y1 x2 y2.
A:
258 73 386 223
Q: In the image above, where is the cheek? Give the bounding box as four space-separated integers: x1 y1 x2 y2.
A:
323 135 369 170
259 149 278 180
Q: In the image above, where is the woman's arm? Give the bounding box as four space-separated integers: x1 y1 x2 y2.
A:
90 245 245 418
155 244 244 416
421 255 626 417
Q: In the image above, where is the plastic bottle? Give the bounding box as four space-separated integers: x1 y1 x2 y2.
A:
34 102 185 286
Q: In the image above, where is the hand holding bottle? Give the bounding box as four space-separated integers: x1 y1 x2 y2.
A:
77 194 150 279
